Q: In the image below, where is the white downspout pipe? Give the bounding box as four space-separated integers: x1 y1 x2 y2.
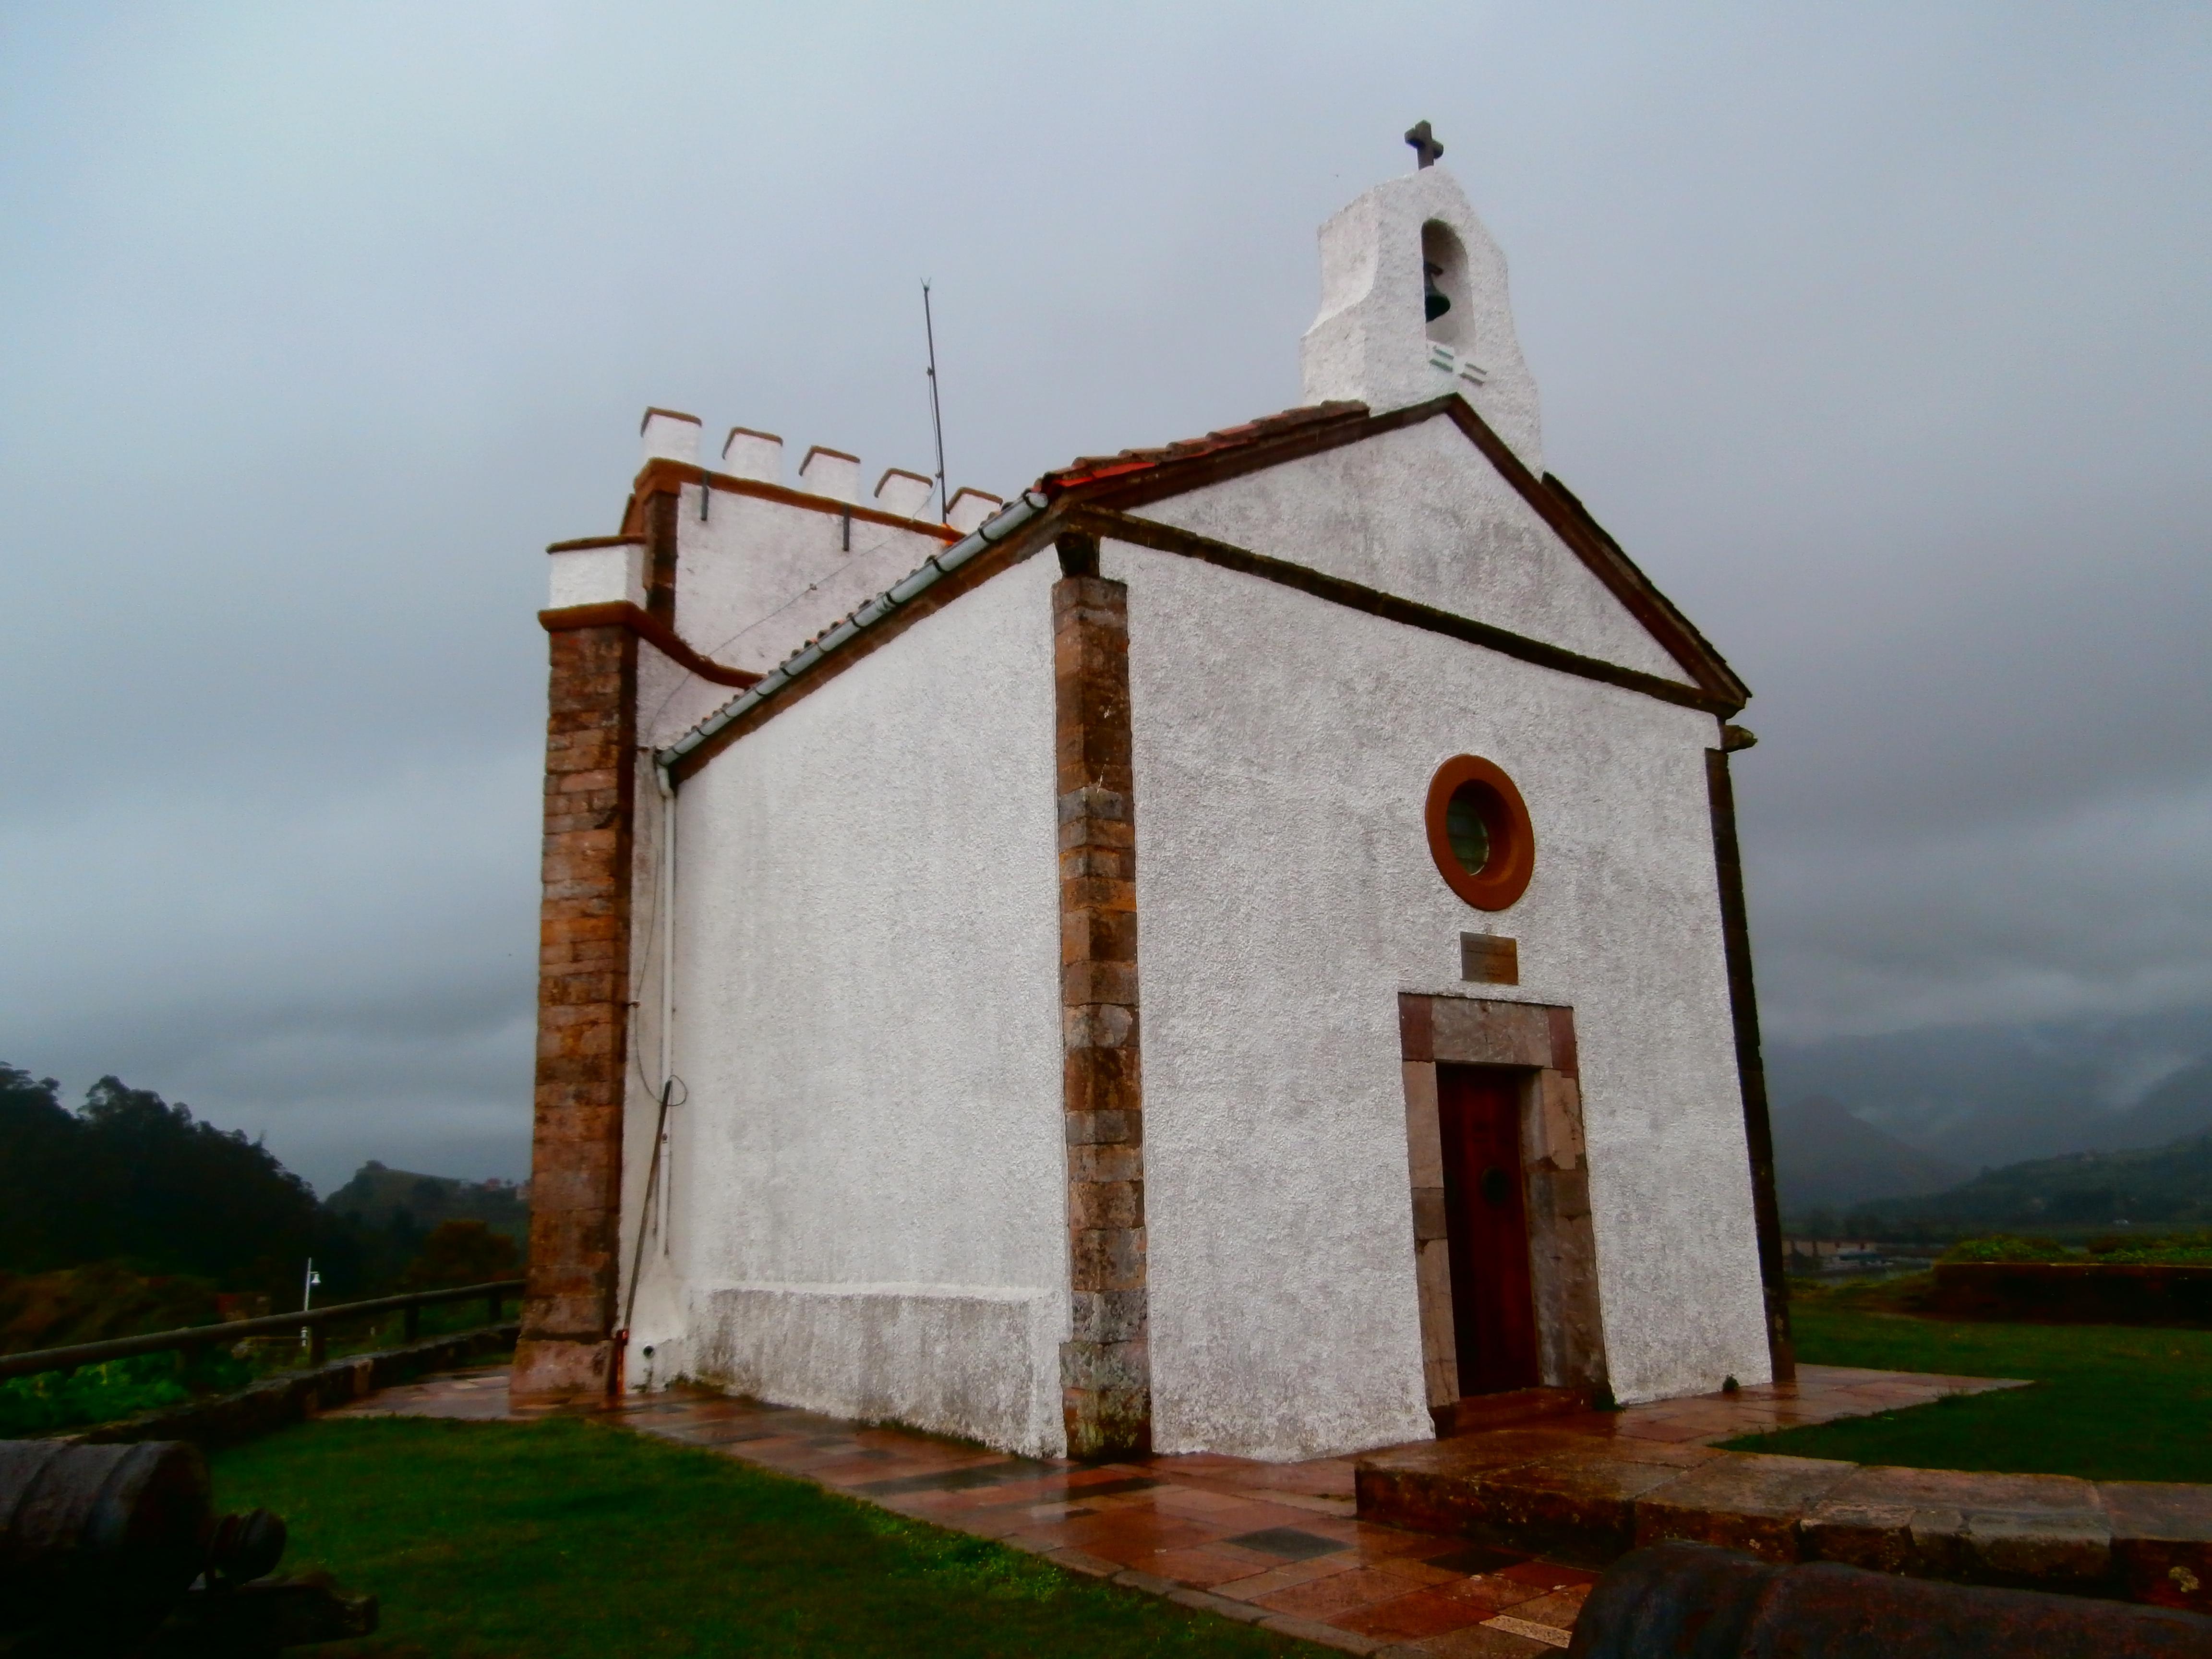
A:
654 757 676 1255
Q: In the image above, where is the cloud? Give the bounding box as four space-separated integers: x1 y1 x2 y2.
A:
1 0 2206 1183
1751 777 2212 1039
1729 480 2212 1038
0 755 539 1190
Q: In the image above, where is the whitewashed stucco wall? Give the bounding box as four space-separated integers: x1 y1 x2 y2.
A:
672 485 957 676
634 552 1070 1456
1107 524 1769 1459
1148 421 1693 688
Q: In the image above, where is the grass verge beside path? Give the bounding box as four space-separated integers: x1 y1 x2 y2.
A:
1722 1289 2212 1483
212 1417 1324 1659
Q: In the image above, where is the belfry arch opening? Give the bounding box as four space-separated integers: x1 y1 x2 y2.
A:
1421 220 1470 349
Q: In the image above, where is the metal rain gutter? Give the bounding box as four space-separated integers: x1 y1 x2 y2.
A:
655 489 1051 776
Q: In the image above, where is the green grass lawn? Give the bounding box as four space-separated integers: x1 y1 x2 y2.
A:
211 1417 1322 1659
1721 1287 2212 1483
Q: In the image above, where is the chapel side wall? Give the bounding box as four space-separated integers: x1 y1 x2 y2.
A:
1109 542 1771 1460
655 553 1070 1457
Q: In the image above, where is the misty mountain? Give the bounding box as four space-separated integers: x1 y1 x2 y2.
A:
2115 1058 2212 1151
1771 1094 1967 1217
1857 1129 2212 1231
1766 1005 2212 1173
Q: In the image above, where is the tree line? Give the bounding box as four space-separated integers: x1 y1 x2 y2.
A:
0 1063 518 1306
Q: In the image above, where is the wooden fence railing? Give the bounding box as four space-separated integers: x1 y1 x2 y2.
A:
0 1279 526 1381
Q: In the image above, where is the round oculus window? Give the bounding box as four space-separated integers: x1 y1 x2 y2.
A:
1424 756 1535 911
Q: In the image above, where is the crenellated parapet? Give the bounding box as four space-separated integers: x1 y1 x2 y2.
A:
543 408 1007 682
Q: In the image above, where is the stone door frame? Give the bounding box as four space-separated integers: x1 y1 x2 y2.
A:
1398 993 1609 1424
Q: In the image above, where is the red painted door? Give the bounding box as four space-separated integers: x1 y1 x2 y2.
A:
1437 1065 1540 1395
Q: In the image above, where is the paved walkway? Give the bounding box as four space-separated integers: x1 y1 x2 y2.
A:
1513 1363 2022 1449
332 1363 2006 1656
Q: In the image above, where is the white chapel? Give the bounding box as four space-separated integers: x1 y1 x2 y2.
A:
514 133 1791 1464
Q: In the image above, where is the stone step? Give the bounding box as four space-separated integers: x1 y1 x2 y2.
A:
1431 1385 1592 1438
1355 1433 2212 1613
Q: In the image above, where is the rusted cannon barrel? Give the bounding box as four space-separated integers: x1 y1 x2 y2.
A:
0 1440 213 1648
1 1438 371 1655
1568 1540 2212 1659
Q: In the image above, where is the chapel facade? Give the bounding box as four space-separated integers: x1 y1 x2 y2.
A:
514 148 1792 1463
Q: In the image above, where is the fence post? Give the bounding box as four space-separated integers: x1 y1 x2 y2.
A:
404 1304 421 1343
309 1322 328 1367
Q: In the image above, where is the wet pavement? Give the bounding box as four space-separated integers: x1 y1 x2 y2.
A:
327 1362 2017 1654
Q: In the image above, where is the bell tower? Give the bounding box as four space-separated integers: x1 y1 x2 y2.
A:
1299 123 1544 473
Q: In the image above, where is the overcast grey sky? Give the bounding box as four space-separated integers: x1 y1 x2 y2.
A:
3 2 2206 1190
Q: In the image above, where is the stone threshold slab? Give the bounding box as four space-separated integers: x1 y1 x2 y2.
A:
1356 1432 2212 1617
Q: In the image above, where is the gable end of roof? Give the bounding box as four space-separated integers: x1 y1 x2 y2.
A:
1535 469 1749 710
1043 392 1747 711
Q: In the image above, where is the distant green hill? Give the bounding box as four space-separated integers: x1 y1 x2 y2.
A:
325 1162 529 1248
1858 1131 2212 1230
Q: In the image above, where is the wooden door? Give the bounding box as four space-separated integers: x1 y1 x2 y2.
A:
1437 1065 1540 1395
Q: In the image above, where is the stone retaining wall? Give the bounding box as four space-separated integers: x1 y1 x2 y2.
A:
46 1326 518 1450
1932 1262 2212 1327
1358 1429 2212 1615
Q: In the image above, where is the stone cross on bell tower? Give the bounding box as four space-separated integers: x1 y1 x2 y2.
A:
1298 137 1545 472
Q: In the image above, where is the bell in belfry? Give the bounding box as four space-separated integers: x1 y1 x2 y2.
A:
1423 260 1452 323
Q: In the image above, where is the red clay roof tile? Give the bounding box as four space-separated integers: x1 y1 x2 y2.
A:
1037 401 1369 496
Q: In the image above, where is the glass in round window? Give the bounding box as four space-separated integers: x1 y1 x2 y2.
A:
1445 783 1492 876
